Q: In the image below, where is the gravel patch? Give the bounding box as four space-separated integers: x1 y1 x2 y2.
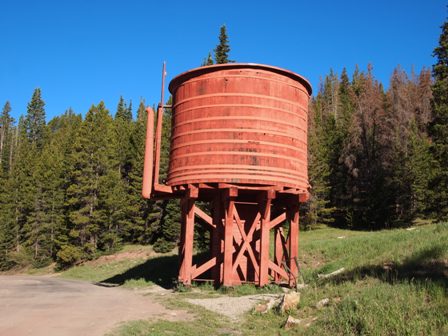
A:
187 294 279 319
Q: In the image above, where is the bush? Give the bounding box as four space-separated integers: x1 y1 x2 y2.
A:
56 245 84 269
153 238 176 253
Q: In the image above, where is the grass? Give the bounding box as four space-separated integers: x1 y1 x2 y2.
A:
243 223 448 336
59 223 447 336
107 295 237 336
61 258 148 284
60 244 171 286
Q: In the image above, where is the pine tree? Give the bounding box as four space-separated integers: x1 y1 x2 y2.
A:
406 122 433 217
151 98 181 252
428 19 448 220
65 102 115 259
25 88 46 148
113 97 133 178
214 25 232 64
24 135 65 266
16 89 51 265
201 52 214 66
115 96 132 121
6 116 35 266
330 68 356 225
50 110 84 267
0 101 14 173
341 66 392 228
304 85 336 228
127 100 154 242
0 175 16 269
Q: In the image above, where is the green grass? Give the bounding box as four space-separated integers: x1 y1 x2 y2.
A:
61 258 150 284
61 223 447 335
243 223 448 336
299 223 448 282
60 244 162 286
108 297 236 336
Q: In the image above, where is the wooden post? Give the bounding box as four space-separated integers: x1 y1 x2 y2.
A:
211 192 222 285
259 190 274 286
288 203 299 287
222 188 237 286
178 198 187 283
178 195 195 285
274 227 284 283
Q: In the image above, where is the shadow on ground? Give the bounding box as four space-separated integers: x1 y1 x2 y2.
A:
323 244 448 289
100 255 179 289
99 252 212 289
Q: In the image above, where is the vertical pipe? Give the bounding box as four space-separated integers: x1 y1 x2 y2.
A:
142 107 155 198
153 62 166 187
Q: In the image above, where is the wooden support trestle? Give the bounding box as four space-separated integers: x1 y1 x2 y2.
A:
177 185 303 287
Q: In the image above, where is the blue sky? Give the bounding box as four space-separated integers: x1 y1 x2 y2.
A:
1 0 446 121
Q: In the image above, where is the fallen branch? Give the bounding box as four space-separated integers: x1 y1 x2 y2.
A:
317 267 345 279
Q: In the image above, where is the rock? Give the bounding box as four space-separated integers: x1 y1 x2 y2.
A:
301 316 318 328
296 283 308 290
254 303 268 313
315 298 330 309
254 297 280 314
283 315 302 330
382 262 393 271
278 292 300 312
283 315 317 330
333 296 342 304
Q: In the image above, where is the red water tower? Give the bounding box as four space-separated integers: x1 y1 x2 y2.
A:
142 63 312 287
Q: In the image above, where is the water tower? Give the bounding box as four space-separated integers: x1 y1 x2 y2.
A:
142 63 312 287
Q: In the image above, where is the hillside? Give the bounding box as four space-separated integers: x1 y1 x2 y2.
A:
56 223 448 336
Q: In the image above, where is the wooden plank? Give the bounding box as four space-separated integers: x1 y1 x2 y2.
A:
223 198 235 286
288 205 299 287
269 212 286 230
232 212 259 275
192 257 217 279
187 184 199 198
211 193 223 285
274 228 285 283
194 206 215 228
268 260 289 280
259 196 272 286
182 198 195 285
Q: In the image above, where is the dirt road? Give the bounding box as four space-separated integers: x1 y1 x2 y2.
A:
0 275 188 336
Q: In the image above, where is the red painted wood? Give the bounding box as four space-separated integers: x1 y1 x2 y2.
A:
259 196 271 286
274 226 285 283
223 197 235 286
211 193 223 285
154 64 312 288
179 198 195 285
288 205 300 287
142 107 154 199
167 64 311 191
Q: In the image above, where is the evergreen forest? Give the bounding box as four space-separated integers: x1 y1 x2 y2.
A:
0 22 447 270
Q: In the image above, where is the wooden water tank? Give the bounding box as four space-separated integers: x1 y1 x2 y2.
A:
167 63 312 191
